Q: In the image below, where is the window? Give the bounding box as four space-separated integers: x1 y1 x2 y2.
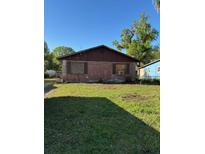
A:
146 68 150 73
116 64 126 75
113 64 129 75
71 62 87 74
157 66 160 72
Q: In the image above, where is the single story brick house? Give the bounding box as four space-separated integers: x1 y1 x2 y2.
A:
138 59 160 79
58 45 139 83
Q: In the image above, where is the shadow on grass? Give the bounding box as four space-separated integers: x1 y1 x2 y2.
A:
45 96 159 154
44 84 57 94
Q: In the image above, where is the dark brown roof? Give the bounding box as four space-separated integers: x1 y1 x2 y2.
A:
58 45 138 62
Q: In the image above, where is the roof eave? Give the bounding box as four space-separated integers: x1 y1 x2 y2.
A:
57 45 139 62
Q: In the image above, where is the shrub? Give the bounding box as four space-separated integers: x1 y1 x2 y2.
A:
44 73 49 78
98 78 103 83
136 78 160 85
152 78 160 85
125 76 133 83
135 78 141 84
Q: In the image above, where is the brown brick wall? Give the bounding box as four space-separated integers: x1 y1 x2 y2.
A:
62 60 136 82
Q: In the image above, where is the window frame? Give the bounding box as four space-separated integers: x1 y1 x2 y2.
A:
70 61 88 75
113 63 129 75
157 66 160 73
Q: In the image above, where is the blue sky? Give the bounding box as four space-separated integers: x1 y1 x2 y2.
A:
45 0 160 52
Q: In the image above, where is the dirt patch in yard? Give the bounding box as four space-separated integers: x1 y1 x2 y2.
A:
122 93 149 101
101 85 122 89
92 84 123 90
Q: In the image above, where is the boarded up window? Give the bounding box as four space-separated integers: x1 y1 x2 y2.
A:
71 62 85 74
84 62 88 74
112 64 116 74
62 60 67 73
66 61 71 74
126 64 130 74
62 60 71 74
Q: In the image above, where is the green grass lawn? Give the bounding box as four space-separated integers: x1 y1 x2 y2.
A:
45 83 160 154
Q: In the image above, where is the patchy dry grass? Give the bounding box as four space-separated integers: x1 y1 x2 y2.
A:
121 93 149 101
45 83 160 154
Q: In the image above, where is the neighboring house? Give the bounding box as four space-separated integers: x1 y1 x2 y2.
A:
138 59 160 79
58 45 138 82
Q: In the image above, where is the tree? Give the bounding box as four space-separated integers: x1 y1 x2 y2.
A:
113 13 159 65
152 0 160 12
44 41 49 55
113 29 134 51
50 46 75 71
152 47 160 60
51 46 75 58
44 41 51 72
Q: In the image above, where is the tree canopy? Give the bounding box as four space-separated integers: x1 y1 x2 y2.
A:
113 13 159 65
44 43 75 72
152 0 160 12
52 46 75 58
44 41 52 72
50 46 75 71
44 41 49 55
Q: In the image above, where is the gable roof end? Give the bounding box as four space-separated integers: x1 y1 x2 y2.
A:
57 45 139 62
